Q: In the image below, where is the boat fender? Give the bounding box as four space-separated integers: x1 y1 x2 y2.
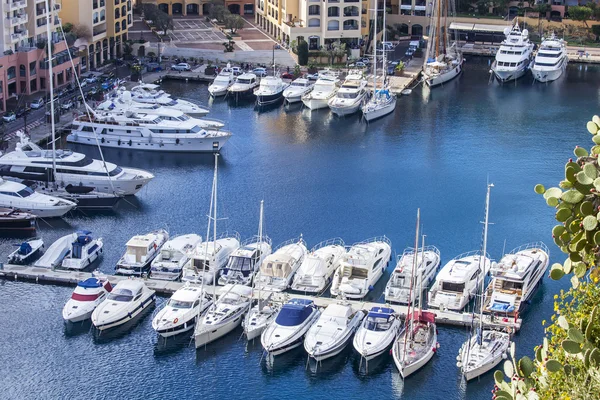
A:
432 347 437 353
101 137 105 143
368 285 374 291
128 312 132 319
174 318 179 324
118 139 121 146
176 138 180 145
128 140 132 146
502 353 508 359
436 342 440 349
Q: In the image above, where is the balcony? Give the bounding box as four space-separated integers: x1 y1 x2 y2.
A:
36 18 47 27
6 0 26 11
6 14 27 26
36 6 46 15
8 29 28 43
93 27 107 38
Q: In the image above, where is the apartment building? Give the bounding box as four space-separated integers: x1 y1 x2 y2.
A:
148 0 254 16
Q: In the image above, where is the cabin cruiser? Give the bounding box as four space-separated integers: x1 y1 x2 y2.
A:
261 298 320 356
0 133 154 196
353 307 401 360
330 237 392 299
208 68 235 97
283 78 314 103
227 73 259 99
301 75 339 110
291 238 345 293
35 184 121 210
91 279 156 331
62 276 113 323
392 310 438 378
428 251 493 311
243 292 279 341
531 33 568 83
128 83 209 116
327 71 368 116
304 303 366 362
194 284 253 348
8 239 44 264
254 237 308 292
0 179 75 218
218 236 272 286
0 208 36 236
150 234 202 281
385 246 441 304
458 329 511 380
491 21 534 83
34 233 76 268
483 243 549 317
152 283 212 337
362 88 397 122
61 231 103 270
115 229 169 276
254 76 289 105
182 233 240 285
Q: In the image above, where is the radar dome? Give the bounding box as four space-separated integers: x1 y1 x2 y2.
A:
503 27 510 36
522 29 529 37
122 91 132 103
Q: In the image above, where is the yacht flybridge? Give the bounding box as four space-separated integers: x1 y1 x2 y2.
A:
531 33 568 83
150 234 202 281
327 71 368 116
115 229 169 276
491 20 534 83
129 83 210 116
385 245 441 304
181 233 241 285
228 73 259 99
218 236 272 286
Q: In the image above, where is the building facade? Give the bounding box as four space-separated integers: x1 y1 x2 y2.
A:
145 0 254 16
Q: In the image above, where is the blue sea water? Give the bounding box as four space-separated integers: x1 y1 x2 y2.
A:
0 58 599 400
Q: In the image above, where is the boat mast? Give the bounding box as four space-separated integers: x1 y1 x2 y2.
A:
418 233 425 312
382 1 387 85
45 0 57 178
256 200 264 302
372 1 378 90
402 208 420 361
213 153 218 294
478 183 493 334
435 0 442 58
443 0 448 55
199 153 217 303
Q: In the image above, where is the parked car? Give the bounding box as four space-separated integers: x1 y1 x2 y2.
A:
360 57 371 64
171 63 191 71
252 67 268 77
15 107 30 118
350 61 367 68
84 75 97 84
30 98 44 109
231 67 243 76
281 72 294 79
2 112 16 123
79 79 88 88
61 100 74 110
306 73 319 81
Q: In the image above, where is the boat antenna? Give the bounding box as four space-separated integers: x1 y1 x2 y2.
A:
402 208 420 366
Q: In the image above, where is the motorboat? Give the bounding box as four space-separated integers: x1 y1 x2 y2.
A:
91 279 156 331
304 303 366 362
254 237 308 292
327 71 368 116
218 236 272 286
194 284 253 348
243 292 279 341
152 283 212 337
227 73 259 99
291 238 345 293
62 275 113 322
129 83 210 116
150 234 202 281
0 133 154 195
115 229 169 276
392 310 438 378
362 88 397 122
330 237 392 299
261 298 320 356
385 246 441 304
0 208 36 236
491 21 534 83
353 306 401 360
208 68 235 97
301 75 339 110
483 242 549 317
428 251 493 311
7 238 44 264
0 179 75 218
283 78 314 103
181 233 240 285
254 76 289 106
34 233 77 268
61 230 103 270
531 33 568 83
458 329 511 380
35 184 122 210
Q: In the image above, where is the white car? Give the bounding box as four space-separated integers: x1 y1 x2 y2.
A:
351 62 367 68
171 63 191 71
252 67 267 77
2 112 16 122
30 98 44 109
84 75 97 84
61 100 74 110
231 67 243 76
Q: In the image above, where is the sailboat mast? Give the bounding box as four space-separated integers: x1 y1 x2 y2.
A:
199 154 217 307
435 0 442 58
443 0 448 55
45 0 56 176
478 183 493 332
213 153 219 292
372 2 378 90
382 1 387 84
418 234 425 311
402 208 420 360
256 200 264 300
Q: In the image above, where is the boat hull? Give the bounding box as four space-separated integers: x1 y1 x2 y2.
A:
329 100 364 116
155 315 197 338
194 313 244 348
302 98 330 110
93 293 155 331
493 65 528 83
362 98 397 122
464 354 503 381
306 332 353 362
425 62 463 87
208 86 229 97
67 133 230 153
256 91 284 106
531 58 566 83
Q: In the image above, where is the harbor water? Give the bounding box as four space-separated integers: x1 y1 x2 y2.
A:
1 58 599 399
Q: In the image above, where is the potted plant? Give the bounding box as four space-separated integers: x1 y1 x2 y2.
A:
394 61 405 76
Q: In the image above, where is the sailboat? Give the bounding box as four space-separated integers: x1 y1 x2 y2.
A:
422 0 464 87
457 183 511 381
392 209 438 378
361 0 397 121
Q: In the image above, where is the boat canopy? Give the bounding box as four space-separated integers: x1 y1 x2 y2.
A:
322 304 353 319
276 299 314 326
77 277 102 288
367 307 395 319
260 254 293 277
17 242 32 255
408 310 436 324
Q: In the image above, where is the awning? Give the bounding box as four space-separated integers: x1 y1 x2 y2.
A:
472 23 510 33
449 22 474 31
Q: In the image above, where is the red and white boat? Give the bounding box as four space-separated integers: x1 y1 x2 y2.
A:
62 276 113 323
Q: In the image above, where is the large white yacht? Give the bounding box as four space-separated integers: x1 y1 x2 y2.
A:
181 233 241 285
301 75 339 110
115 229 169 276
291 238 346 293
254 237 308 292
150 234 202 281
491 21 534 83
254 76 289 106
385 246 441 304
129 83 209 116
152 283 212 337
0 179 75 218
218 236 272 286
531 33 568 83
208 68 235 97
283 78 314 103
330 237 392 299
327 71 368 116
228 73 259 99
91 280 156 331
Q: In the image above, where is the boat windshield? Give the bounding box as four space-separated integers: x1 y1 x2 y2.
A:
237 78 253 84
313 83 332 92
192 258 210 271
337 92 359 99
17 187 34 198
365 315 392 331
168 299 193 308
441 281 465 292
108 289 134 302
227 256 253 272
292 82 308 87
178 115 190 121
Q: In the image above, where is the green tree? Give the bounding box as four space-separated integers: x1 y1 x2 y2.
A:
209 2 231 23
61 22 74 33
593 25 600 42
297 39 309 66
325 42 346 65
534 3 551 19
569 5 593 27
225 14 244 34
154 10 174 35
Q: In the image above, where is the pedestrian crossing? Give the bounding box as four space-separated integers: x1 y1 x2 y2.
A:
4 119 44 140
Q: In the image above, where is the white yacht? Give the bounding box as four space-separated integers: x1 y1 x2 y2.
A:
150 234 202 281
458 329 511 380
243 292 279 341
254 237 308 292
0 133 154 196
291 238 345 293
483 242 549 317
61 230 103 270
91 280 156 331
208 68 235 97
353 307 401 360
385 246 441 304
531 33 568 83
62 276 113 323
301 75 339 110
194 284 253 348
254 76 289 106
182 233 241 285
428 251 493 311
218 236 272 286
228 73 259 99
115 229 169 276
34 233 75 268
304 303 366 362
0 179 75 218
129 83 209 116
7 239 44 265
283 78 314 103
491 21 534 83
261 298 320 356
392 310 438 378
330 237 392 299
327 71 368 116
67 111 231 153
152 283 212 337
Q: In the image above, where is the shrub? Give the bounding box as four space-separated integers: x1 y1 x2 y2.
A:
297 40 309 66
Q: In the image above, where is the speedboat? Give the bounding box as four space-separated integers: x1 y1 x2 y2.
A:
62 276 113 322
428 251 493 311
194 284 253 348
243 292 279 341
385 246 441 304
208 68 235 97
228 73 259 99
115 229 169 276
34 233 77 268
327 71 368 116
61 230 103 270
254 237 308 292
330 237 392 299
283 78 314 103
7 238 44 264
218 236 272 286
301 75 339 110
353 306 401 360
491 21 534 83
91 279 156 331
152 283 212 337
181 233 240 285
531 33 568 83
458 329 511 380
254 76 289 106
261 298 320 356
304 303 366 362
362 88 397 122
150 234 202 281
129 83 209 116
392 310 438 378
0 208 36 236
0 179 75 218
291 238 345 293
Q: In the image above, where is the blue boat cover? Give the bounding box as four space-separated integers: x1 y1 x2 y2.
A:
276 299 314 326
489 301 515 312
367 307 395 320
77 278 101 289
18 242 32 255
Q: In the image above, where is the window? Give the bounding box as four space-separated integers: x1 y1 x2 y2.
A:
308 5 320 15
19 64 26 77
115 9 120 18
441 282 465 292
115 22 120 33
29 61 36 76
328 6 339 17
343 20 359 30
100 10 105 21
7 67 16 80
121 20 126 30
343 6 359 16
308 18 320 27
122 5 126 15
327 20 339 30
93 12 98 24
